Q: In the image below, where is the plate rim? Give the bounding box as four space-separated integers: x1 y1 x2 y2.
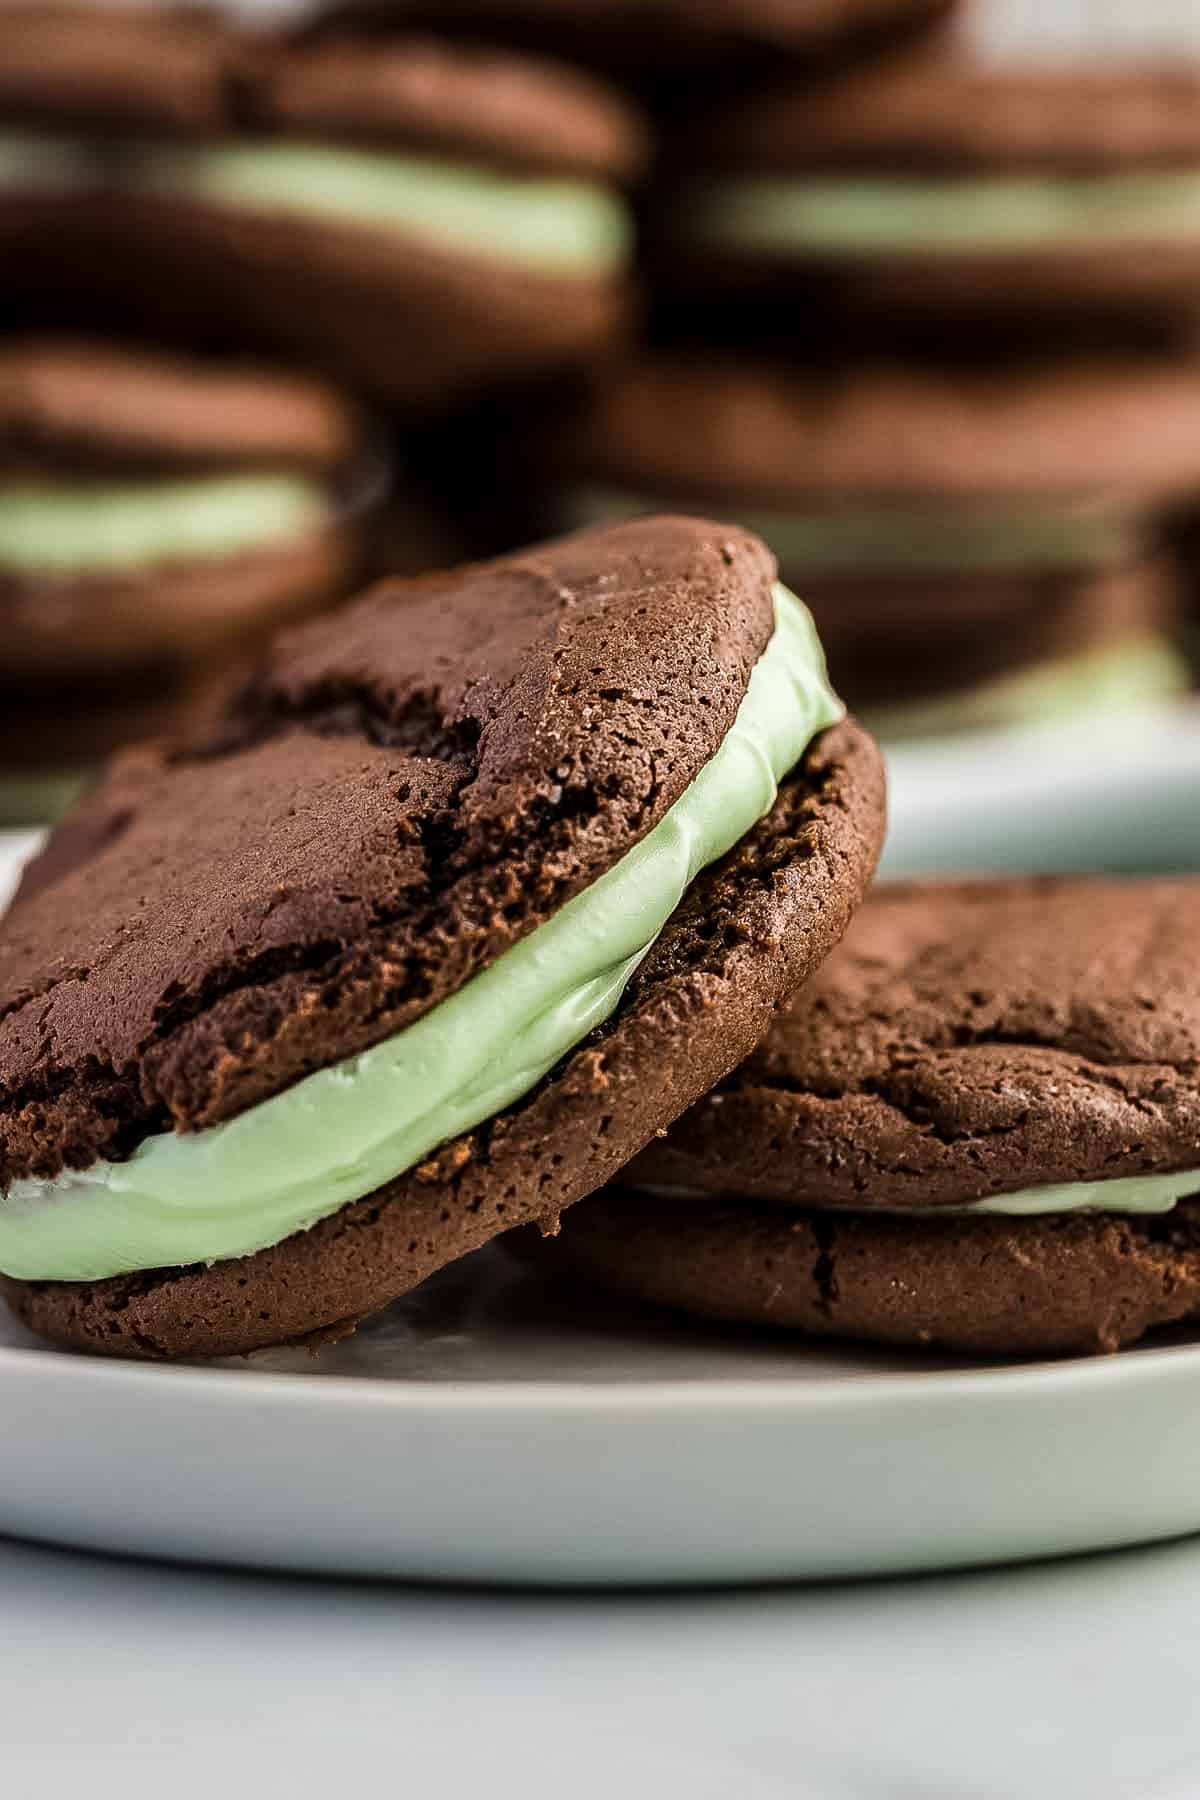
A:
5 1325 1200 1414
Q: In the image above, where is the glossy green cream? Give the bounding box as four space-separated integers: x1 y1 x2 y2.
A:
869 637 1189 741
644 1168 1200 1217
679 170 1200 258
938 1171 1200 1217
0 473 328 575
0 584 841 1281
0 131 94 190
137 144 632 272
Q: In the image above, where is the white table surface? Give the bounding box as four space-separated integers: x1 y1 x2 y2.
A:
2 1529 1198 1799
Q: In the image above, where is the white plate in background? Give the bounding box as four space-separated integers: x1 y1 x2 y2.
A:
883 702 1200 875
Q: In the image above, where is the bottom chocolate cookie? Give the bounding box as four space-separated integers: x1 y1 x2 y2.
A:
532 1191 1200 1358
530 877 1200 1359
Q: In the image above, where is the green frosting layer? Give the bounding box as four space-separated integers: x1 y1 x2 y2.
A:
0 472 328 576
0 584 841 1282
0 131 94 191
942 1170 1200 1217
568 488 1137 575
870 636 1189 741
138 144 632 273
0 773 86 828
646 1169 1200 1217
680 170 1200 258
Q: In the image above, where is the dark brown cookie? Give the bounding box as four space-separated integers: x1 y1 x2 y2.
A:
0 3 237 137
535 1191 1200 1356
125 33 646 410
662 41 1200 330
127 202 638 414
813 557 1180 712
0 663 236 779
686 52 1200 174
528 353 1193 717
0 529 365 679
0 338 362 473
631 877 1200 1208
538 352 1200 507
0 339 374 683
533 876 1200 1356
0 517 886 1357
244 35 648 180
0 11 648 408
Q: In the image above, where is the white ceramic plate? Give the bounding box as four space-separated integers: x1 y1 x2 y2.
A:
6 1250 1200 1585
2 707 1200 1590
882 699 1200 876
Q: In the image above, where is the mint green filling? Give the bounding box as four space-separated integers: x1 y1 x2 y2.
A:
137 143 632 273
0 584 841 1282
680 170 1200 258
568 488 1138 575
0 472 328 576
646 1169 1200 1217
870 636 1189 741
0 772 86 827
0 131 93 190
939 1170 1200 1217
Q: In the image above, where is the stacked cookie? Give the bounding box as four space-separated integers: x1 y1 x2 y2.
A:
0 338 382 821
542 354 1200 733
543 878 1200 1357
523 15 1200 736
1 2 648 412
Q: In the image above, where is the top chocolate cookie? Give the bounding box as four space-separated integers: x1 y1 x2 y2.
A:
0 516 778 1180
684 46 1200 173
535 350 1200 505
0 3 238 136
0 338 361 474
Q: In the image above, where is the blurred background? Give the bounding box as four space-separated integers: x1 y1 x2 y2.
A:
3 0 1200 875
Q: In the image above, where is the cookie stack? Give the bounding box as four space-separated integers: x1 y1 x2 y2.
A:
544 877 1200 1358
1 2 648 412
0 337 383 821
522 11 1200 736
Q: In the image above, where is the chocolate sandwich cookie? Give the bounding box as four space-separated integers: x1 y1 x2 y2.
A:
659 37 1200 336
0 516 885 1360
0 4 237 317
0 338 378 819
540 878 1200 1357
113 30 648 410
535 352 1196 732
